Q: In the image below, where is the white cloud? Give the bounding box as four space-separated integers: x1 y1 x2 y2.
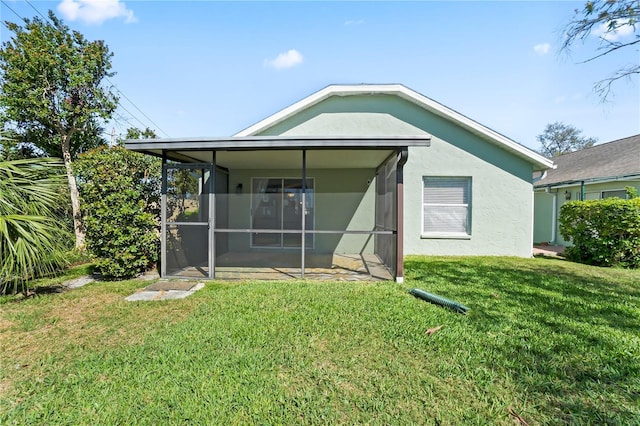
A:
57 0 137 25
264 49 304 70
533 43 550 56
592 19 635 41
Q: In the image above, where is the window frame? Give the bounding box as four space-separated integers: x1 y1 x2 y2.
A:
601 189 628 199
421 176 472 239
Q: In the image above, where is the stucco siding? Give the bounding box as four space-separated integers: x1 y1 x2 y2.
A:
405 141 534 257
255 95 429 137
254 93 536 258
533 192 554 244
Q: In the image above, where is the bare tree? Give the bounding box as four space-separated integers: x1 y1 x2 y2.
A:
562 0 639 100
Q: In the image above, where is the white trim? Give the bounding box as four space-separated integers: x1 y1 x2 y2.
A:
421 234 472 240
422 176 472 237
235 84 553 170
534 175 640 190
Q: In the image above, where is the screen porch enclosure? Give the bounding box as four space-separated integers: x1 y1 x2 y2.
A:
161 149 401 281
125 135 430 282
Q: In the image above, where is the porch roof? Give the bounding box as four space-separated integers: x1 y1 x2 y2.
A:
124 135 431 163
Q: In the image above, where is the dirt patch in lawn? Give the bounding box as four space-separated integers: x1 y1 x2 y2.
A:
0 290 197 371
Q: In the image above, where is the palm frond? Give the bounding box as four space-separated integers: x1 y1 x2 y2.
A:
0 158 68 294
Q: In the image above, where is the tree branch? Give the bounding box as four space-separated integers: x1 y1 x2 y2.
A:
560 0 639 101
595 64 640 101
579 37 640 63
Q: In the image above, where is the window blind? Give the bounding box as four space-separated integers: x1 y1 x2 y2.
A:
423 177 470 235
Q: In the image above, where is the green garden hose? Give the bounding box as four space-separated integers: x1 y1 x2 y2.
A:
409 288 469 315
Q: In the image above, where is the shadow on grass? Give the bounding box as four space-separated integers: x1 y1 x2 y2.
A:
33 284 66 295
405 257 640 424
1 263 96 304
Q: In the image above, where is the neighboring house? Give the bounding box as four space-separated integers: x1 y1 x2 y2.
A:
534 134 640 245
125 84 552 282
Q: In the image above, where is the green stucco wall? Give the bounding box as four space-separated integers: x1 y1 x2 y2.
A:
255 94 537 258
533 191 554 244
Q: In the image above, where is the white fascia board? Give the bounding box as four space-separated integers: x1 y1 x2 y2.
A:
391 86 554 170
235 84 554 170
234 85 339 137
534 174 640 190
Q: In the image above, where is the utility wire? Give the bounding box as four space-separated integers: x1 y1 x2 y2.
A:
24 0 48 21
1 0 23 20
107 78 170 137
117 101 158 134
4 0 169 138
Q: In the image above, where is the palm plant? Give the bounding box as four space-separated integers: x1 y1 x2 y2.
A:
0 158 68 294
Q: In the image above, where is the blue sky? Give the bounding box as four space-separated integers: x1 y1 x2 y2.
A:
1 0 638 150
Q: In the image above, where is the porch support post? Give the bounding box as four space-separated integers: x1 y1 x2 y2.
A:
210 151 216 280
396 149 409 283
160 150 168 278
301 149 306 279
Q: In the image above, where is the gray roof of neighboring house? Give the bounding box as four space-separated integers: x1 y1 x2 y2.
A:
534 134 640 188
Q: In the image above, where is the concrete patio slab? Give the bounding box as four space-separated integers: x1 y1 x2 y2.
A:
167 253 394 281
125 281 205 302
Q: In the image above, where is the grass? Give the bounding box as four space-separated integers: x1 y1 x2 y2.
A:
1 256 638 425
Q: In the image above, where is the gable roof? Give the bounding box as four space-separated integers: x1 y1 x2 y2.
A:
534 134 640 188
235 84 553 170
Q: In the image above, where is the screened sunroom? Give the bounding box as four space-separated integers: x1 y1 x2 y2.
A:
125 136 430 282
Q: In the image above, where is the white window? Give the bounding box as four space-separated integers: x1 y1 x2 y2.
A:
422 177 471 237
601 190 627 199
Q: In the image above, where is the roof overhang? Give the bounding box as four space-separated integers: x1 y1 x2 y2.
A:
125 135 431 164
534 173 640 190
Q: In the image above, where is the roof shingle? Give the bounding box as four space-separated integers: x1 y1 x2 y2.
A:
535 134 640 187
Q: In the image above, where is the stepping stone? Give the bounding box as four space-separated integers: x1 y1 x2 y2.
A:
144 281 198 291
62 276 95 289
125 281 204 302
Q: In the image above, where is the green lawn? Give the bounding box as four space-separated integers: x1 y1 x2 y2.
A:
1 257 639 425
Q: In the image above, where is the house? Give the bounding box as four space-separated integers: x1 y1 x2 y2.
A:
125 84 552 282
534 134 640 245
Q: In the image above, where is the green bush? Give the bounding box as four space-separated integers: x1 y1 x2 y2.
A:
75 146 161 279
559 198 640 268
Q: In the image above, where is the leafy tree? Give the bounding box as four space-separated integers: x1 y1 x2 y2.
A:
0 126 41 160
563 0 639 100
537 122 598 157
124 126 158 141
75 146 161 279
626 186 639 199
0 158 68 294
0 12 118 249
114 126 158 147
